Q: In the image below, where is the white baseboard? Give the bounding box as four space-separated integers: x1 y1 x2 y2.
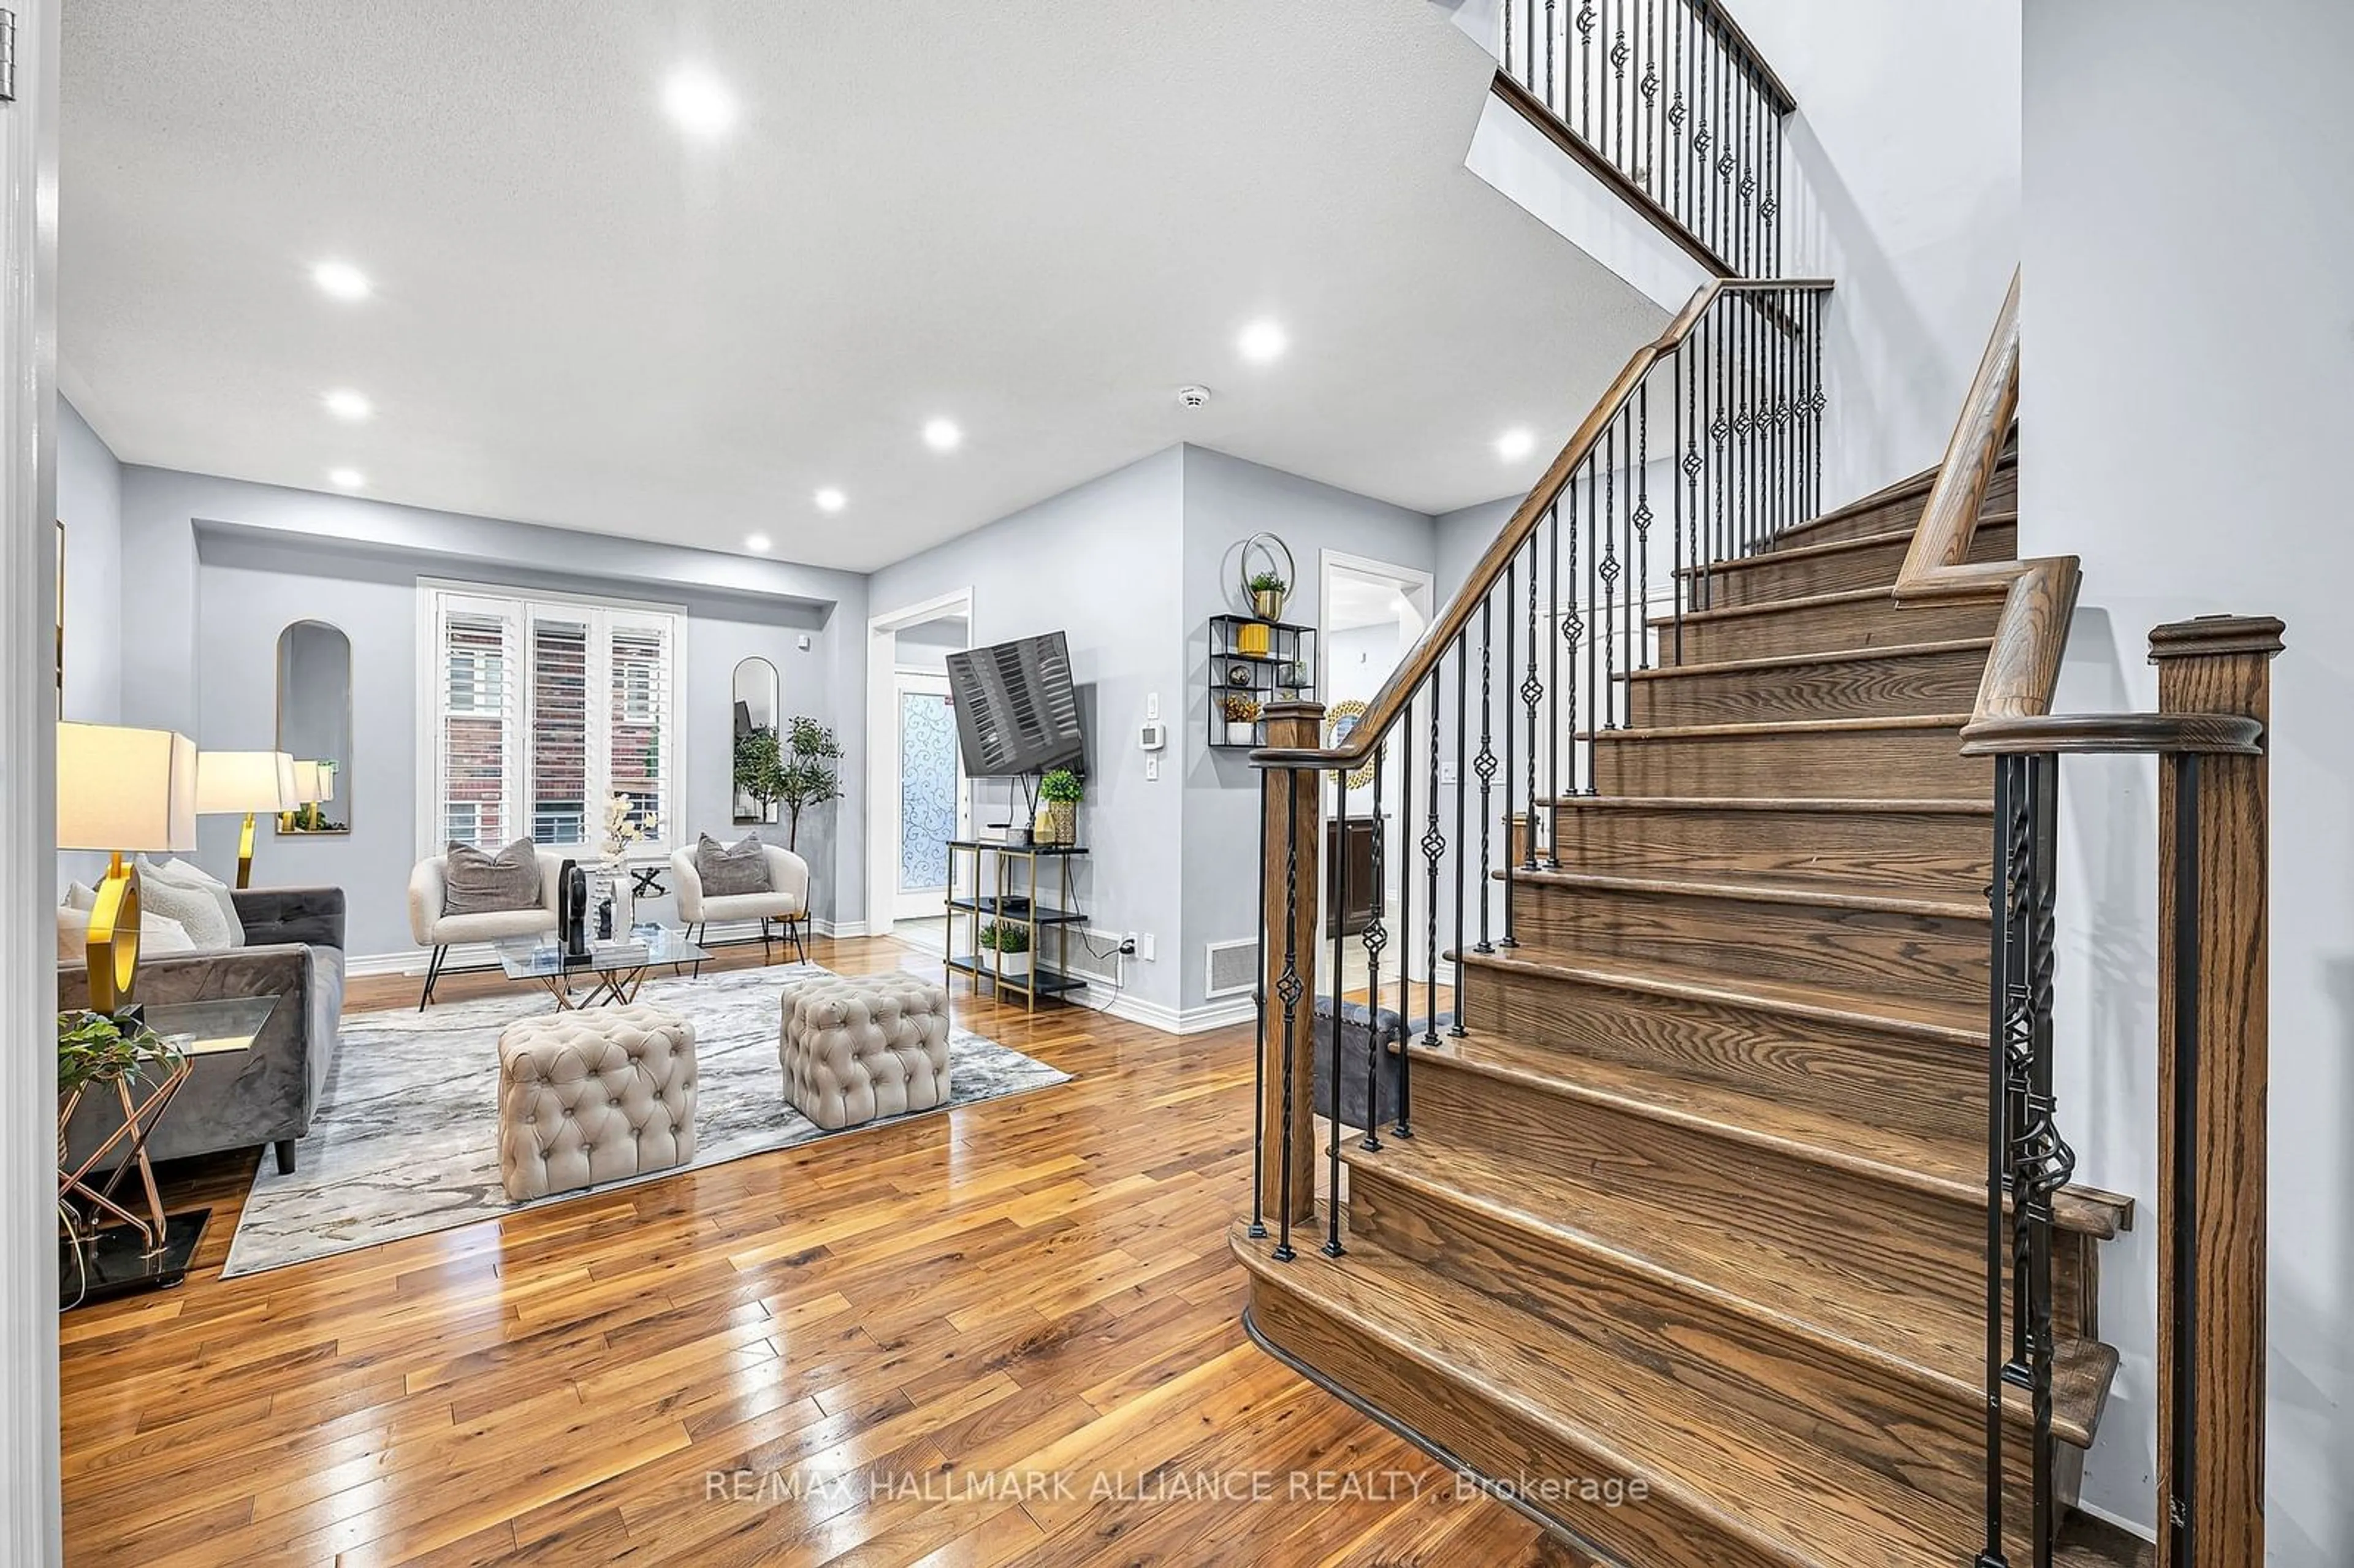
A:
1083 990 1258 1037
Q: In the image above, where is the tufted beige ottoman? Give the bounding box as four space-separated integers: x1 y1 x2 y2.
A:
779 975 951 1130
497 1004 698 1201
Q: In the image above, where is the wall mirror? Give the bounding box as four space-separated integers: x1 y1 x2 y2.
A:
731 655 782 824
276 620 352 834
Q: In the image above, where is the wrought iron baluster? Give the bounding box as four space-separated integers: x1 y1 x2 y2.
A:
1548 497 1564 829
1363 752 1387 1154
1273 772 1303 1262
1611 2 1628 169
1474 601 1497 954
1601 417 1620 727
1451 642 1472 1035
1544 0 1556 113
1501 565 1518 946
1639 0 1656 197
1978 753 2018 1568
1422 668 1443 1060
1249 768 1269 1240
1635 378 1653 669
1326 766 1347 1259
1525 531 1544 871
1575 0 1594 142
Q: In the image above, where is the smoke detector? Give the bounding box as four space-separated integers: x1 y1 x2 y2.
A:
1176 384 1213 410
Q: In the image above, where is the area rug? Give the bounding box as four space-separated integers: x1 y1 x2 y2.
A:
220 964 1072 1278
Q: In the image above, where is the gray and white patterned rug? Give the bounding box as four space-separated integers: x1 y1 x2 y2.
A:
221 964 1071 1278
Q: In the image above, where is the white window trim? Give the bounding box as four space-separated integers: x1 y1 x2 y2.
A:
414 577 689 866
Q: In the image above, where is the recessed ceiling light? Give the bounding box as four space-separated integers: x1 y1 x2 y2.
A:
1237 319 1289 363
745 533 773 553
323 389 373 421
662 68 737 137
923 418 962 452
312 261 371 302
328 467 366 490
813 488 847 513
1495 427 1537 461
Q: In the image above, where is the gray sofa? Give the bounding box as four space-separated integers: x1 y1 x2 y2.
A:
59 886 346 1176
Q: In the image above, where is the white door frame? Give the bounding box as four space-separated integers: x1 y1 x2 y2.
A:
888 666 964 923
864 588 971 938
2 4 64 1560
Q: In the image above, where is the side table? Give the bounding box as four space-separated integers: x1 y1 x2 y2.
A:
57 995 279 1307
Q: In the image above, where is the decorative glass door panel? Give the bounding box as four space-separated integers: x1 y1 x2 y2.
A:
897 683 958 901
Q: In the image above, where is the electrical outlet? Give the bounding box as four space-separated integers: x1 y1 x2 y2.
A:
1137 933 1156 962
1439 763 1459 785
1145 756 1160 781
1146 691 1160 721
1118 934 1138 957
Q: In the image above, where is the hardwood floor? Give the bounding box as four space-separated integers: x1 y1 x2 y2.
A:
56 935 1579 1567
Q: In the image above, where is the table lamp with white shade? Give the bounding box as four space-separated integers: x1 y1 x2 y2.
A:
196 750 297 888
56 723 200 1014
285 759 337 832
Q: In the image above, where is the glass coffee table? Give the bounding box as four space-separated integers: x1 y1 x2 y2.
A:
493 926 709 1010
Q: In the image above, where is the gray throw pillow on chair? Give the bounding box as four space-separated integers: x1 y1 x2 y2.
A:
443 838 544 915
696 832 773 896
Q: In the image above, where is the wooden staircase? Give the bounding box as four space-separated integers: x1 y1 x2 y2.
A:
1233 444 2146 1566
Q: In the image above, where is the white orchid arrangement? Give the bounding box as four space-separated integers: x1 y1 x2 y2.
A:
600 794 657 864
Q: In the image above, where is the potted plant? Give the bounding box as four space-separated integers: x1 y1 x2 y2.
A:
58 1010 183 1105
1037 768 1083 845
776 716 845 851
733 724 785 824
1246 569 1289 622
977 919 1032 980
1219 693 1261 747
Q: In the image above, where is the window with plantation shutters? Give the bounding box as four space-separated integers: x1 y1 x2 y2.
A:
421 584 680 861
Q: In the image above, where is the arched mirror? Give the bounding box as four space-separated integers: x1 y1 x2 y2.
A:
276 620 352 834
731 655 782 824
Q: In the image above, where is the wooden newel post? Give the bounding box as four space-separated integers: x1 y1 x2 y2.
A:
1258 701 1325 1234
2150 614 2284 1568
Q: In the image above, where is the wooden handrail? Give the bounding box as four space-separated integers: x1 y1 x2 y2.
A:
1957 712 2264 758
1253 276 1832 769
1891 268 2091 745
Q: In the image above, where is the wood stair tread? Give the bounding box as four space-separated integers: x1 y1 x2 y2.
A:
1683 519 2014 579
1621 637 1995 682
1455 943 1983 1042
1541 794 1994 816
1581 712 1971 742
1502 864 1989 923
1411 1000 2133 1240
1341 1129 2117 1450
1655 583 2004 630
1234 1221 1974 1568
1767 447 2014 550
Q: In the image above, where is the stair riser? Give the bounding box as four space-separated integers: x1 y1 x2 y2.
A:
1779 468 2016 550
1458 961 1983 1147
1410 1054 1994 1328
1594 726 1988 799
1679 593 2006 663
1629 644 1991 726
1507 883 1989 1007
1549 803 1991 896
1249 1277 1801 1568
1702 522 2017 610
1347 1168 2051 1521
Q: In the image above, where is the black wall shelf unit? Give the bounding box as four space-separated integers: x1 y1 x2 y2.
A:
1207 616 1317 751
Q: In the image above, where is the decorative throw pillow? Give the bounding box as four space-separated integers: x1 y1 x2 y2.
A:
696 833 773 897
63 881 97 911
57 907 194 961
444 839 544 915
135 870 234 950
140 855 245 948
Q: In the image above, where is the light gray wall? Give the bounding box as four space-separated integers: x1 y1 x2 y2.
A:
1730 0 2022 510
56 399 124 894
57 398 120 725
119 468 867 957
2025 2 2354 1555
1178 445 1439 1016
869 447 1188 1018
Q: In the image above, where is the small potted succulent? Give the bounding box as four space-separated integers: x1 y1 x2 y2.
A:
1036 768 1083 845
977 919 1032 980
1219 693 1262 747
1246 569 1289 622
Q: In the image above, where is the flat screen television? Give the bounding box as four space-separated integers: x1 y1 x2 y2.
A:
945 632 1086 777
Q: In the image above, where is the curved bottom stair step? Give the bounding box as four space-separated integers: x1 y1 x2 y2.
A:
1339 1127 2119 1453
1236 1221 1996 1568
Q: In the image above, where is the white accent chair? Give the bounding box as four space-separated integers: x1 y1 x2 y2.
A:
671 840 811 972
407 848 565 1008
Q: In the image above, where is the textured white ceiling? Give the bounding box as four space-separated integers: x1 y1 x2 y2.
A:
59 1 1664 573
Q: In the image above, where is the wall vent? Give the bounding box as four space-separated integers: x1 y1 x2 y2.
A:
1205 938 1259 999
